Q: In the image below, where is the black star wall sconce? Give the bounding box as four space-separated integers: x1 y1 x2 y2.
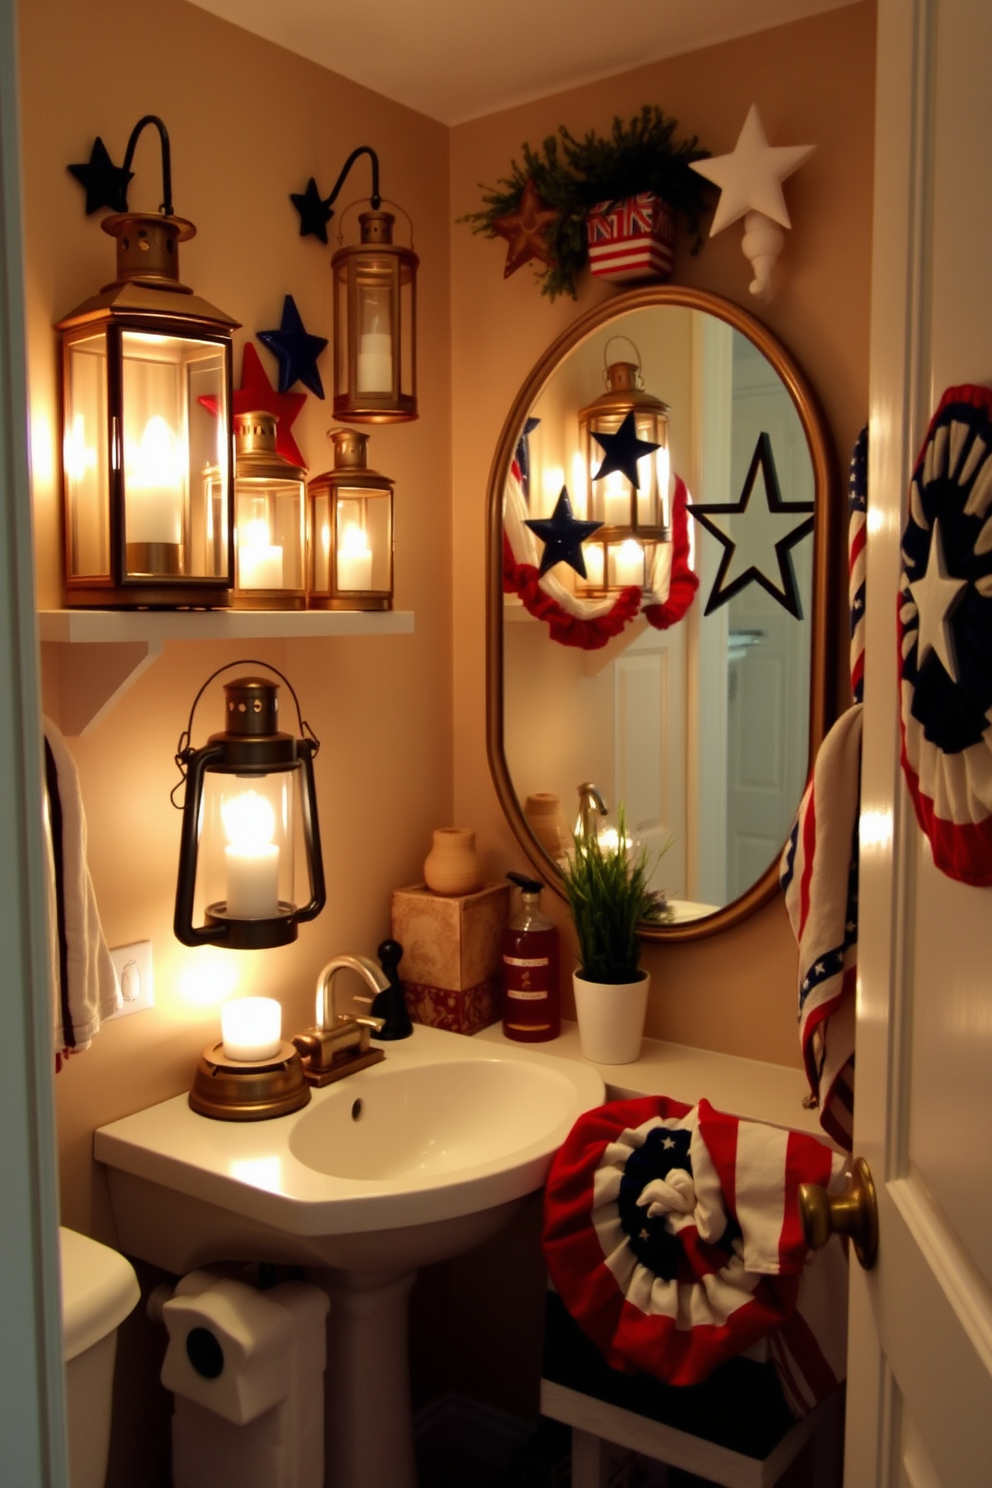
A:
689 432 814 618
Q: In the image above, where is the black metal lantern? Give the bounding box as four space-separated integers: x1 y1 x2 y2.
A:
173 666 326 950
575 343 671 597
307 429 393 610
57 117 239 607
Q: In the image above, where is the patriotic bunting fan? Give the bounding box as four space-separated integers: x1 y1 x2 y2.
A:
899 385 992 885
542 1096 848 1417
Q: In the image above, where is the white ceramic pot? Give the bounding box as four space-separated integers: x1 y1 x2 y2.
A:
572 969 649 1065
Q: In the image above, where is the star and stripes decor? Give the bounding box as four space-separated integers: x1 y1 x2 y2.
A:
586 192 676 284
899 385 992 886
848 427 868 703
542 1096 847 1418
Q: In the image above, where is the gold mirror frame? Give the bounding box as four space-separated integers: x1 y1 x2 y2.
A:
486 285 838 942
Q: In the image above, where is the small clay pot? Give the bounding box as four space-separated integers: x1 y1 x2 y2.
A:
423 827 484 896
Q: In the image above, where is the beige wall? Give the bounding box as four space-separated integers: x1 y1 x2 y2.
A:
19 0 452 1239
450 1 875 1069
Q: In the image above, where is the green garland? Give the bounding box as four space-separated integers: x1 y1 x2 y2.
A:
461 105 712 301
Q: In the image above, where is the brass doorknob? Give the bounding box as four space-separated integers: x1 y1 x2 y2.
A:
798 1155 878 1270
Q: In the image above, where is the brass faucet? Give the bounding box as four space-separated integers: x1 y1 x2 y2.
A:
293 954 388 1086
576 782 608 842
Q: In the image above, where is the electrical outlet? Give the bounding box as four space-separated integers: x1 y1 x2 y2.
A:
106 940 154 1018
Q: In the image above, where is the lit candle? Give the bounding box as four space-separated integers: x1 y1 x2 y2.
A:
221 997 282 1062
237 516 284 589
357 320 393 394
603 472 630 528
222 790 280 919
612 539 644 589
582 545 605 588
337 522 373 591
64 413 96 483
126 415 183 544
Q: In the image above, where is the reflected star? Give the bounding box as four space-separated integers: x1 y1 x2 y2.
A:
592 411 661 490
525 488 601 578
690 432 814 617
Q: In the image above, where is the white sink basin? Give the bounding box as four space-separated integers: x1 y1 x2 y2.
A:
95 1023 605 1273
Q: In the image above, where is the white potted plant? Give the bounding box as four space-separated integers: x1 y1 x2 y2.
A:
561 806 667 1064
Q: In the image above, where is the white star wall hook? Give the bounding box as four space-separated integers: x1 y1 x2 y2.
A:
690 104 815 301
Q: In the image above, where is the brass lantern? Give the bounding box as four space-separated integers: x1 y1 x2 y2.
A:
173 670 325 951
57 206 239 607
332 209 418 423
575 347 671 596
307 429 393 611
227 413 307 610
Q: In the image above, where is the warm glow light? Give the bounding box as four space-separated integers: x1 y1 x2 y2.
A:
860 808 893 851
175 949 240 1010
130 415 181 490
243 517 272 548
614 539 644 588
230 1156 284 1190
63 414 96 483
337 522 373 590
542 466 565 507
31 410 56 487
603 470 629 528
222 790 276 849
867 506 884 536
221 996 282 1061
126 415 183 545
570 453 588 514
686 487 697 570
321 521 331 556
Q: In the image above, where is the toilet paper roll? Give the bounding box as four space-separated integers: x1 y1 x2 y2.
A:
161 1273 295 1425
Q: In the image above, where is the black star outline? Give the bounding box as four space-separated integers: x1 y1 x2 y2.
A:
257 294 328 399
525 488 602 578
591 410 661 490
67 137 133 215
689 432 814 618
290 177 334 244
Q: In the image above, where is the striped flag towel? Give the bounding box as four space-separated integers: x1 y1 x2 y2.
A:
543 1096 848 1417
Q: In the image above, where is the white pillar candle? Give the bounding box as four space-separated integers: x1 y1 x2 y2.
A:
337 523 373 591
612 539 644 589
602 472 631 529
238 516 284 589
357 332 393 393
221 997 282 1062
222 791 281 919
126 415 183 544
582 545 605 588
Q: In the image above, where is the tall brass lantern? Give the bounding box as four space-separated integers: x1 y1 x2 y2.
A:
58 116 238 607
576 341 671 596
332 206 418 424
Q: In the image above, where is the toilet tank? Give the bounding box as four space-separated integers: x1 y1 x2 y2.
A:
60 1227 140 1488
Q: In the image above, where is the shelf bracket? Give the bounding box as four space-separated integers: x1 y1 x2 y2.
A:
41 639 164 736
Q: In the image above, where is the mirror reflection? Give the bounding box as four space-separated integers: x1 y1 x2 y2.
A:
489 289 835 939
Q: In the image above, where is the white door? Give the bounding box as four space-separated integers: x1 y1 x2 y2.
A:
847 2 992 1483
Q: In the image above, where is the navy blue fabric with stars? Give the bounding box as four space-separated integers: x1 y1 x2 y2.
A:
617 1126 738 1278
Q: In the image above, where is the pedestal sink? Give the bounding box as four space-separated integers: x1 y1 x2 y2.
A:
95 1023 605 1488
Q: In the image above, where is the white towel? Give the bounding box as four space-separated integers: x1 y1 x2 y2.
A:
43 718 119 1061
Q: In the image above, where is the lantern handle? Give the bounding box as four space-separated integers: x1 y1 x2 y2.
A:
336 196 416 251
121 115 174 217
603 335 644 389
171 659 320 808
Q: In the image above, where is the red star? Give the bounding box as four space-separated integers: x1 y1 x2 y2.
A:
493 178 557 278
198 343 307 468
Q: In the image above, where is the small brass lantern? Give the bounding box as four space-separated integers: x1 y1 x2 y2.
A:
332 209 418 423
173 670 326 951
576 347 671 597
57 124 238 607
307 429 393 611
226 412 307 610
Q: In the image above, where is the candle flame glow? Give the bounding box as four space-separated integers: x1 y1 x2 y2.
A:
129 414 182 491
222 790 276 851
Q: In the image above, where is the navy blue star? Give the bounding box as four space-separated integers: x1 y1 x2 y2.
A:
67 137 133 215
591 411 661 490
690 432 814 618
257 295 328 398
525 488 602 578
290 177 334 244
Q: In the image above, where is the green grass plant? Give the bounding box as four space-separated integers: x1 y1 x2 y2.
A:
562 805 663 983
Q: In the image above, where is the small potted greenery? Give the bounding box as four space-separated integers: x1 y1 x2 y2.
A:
462 105 711 300
561 805 668 1063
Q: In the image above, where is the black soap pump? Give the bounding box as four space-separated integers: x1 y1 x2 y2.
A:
501 872 560 1043
370 939 413 1039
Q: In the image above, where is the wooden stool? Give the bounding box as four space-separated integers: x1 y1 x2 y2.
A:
540 1292 843 1488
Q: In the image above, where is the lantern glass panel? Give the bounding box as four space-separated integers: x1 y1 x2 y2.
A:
235 478 305 592
334 486 389 592
196 766 311 924
310 488 332 594
64 334 110 578
357 284 394 395
120 331 229 578
583 408 670 530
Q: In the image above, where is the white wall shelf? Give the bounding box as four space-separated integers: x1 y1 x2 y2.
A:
38 608 414 735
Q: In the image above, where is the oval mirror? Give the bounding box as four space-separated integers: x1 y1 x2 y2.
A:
486 286 838 941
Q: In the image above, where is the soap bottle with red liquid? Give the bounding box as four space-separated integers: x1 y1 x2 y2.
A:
501 872 560 1042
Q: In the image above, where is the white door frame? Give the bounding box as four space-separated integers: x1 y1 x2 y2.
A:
0 0 69 1480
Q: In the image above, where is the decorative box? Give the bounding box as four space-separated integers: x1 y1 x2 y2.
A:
586 192 676 283
390 881 510 1035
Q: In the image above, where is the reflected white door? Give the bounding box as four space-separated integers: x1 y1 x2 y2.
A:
848 1 992 1483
